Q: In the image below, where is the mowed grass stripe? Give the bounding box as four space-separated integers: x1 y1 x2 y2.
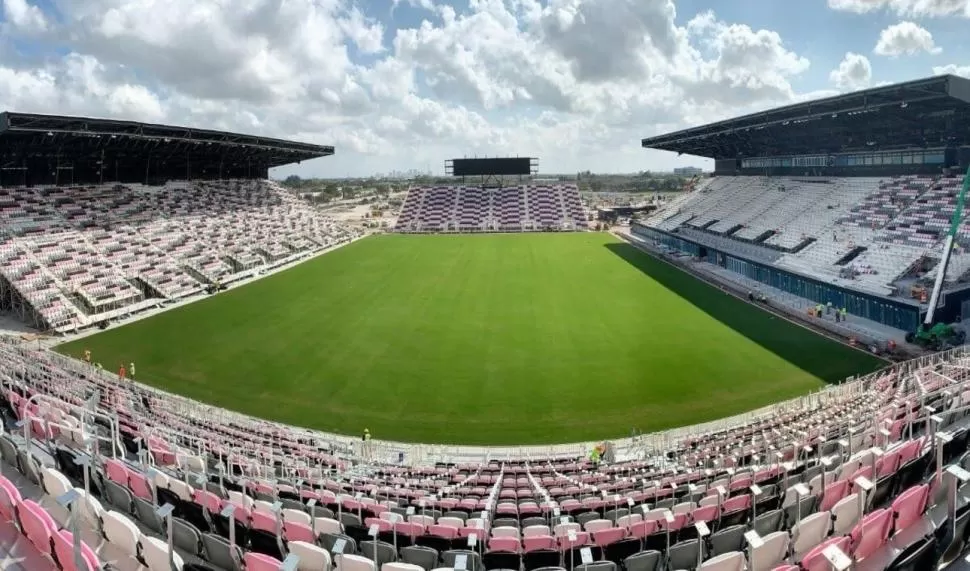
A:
56 233 884 445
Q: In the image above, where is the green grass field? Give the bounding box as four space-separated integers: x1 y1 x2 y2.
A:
56 233 885 445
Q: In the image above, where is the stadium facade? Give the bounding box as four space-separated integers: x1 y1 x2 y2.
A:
0 112 334 186
638 75 970 332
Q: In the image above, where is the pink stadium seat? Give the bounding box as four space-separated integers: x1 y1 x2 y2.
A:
128 470 153 501
850 508 893 560
891 484 929 535
523 535 557 552
592 527 626 547
53 529 101 571
628 519 659 539
245 552 283 571
365 518 394 533
558 531 590 549
690 505 718 523
251 511 278 533
488 536 520 553
19 499 57 555
104 458 130 486
194 489 223 513
820 479 850 512
0 476 23 523
429 524 458 539
284 521 316 543
720 494 751 515
800 536 851 571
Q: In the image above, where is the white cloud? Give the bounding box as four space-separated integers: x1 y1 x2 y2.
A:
829 0 970 17
0 0 824 175
2 0 48 32
830 52 873 90
933 63 970 77
874 21 942 57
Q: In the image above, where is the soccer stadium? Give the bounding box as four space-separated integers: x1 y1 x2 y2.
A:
6 69 970 571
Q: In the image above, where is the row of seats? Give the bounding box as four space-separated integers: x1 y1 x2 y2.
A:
0 180 360 332
3 337 970 570
395 186 586 233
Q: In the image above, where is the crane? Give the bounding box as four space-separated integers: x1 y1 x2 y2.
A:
906 165 970 349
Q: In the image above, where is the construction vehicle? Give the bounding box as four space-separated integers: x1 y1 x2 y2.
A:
906 166 969 350
905 322 965 350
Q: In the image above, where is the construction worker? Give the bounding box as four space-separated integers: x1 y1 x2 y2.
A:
590 446 601 467
83 349 91 364
362 428 372 459
841 307 848 321
95 362 103 371
118 363 126 380
129 362 136 379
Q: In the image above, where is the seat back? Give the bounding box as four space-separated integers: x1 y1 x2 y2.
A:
383 564 425 571
801 536 850 571
752 509 782 536
708 525 744 556
41 466 72 498
103 510 143 557
791 511 831 557
245 552 284 571
488 535 521 552
202 533 243 571
592 527 626 547
622 550 660 571
819 479 849 512
523 525 551 538
666 539 701 571
891 484 928 534
698 551 745 571
290 540 333 571
53 529 100 571
19 499 56 555
850 508 893 561
583 519 612 533
402 545 439 570
750 531 789 571
143 535 185 571
523 535 556 552
831 493 862 536
340 553 379 571
0 476 23 523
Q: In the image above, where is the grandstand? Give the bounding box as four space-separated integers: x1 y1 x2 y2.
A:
395 184 587 233
0 325 968 570
397 154 585 233
0 113 359 333
637 75 970 334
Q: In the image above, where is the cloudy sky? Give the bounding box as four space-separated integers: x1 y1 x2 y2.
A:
0 0 969 177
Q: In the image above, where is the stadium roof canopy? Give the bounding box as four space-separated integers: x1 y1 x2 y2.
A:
641 75 970 159
0 112 334 184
